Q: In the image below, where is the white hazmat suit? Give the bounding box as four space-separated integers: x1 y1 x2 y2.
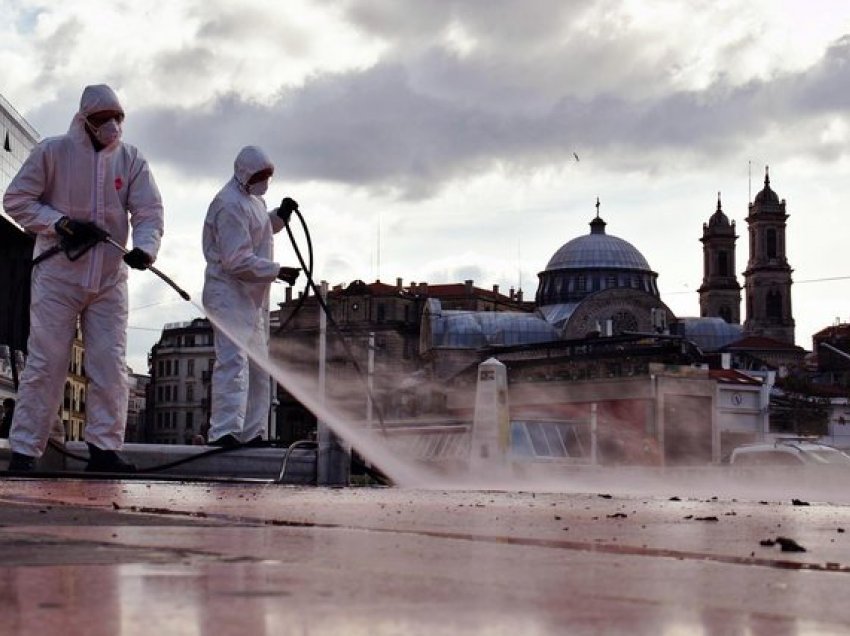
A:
202 146 286 444
3 84 163 458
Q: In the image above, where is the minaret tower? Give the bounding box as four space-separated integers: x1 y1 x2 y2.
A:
698 192 741 323
742 167 795 344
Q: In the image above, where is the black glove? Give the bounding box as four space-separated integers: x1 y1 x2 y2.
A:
278 267 300 285
276 197 299 224
123 248 152 270
55 217 108 249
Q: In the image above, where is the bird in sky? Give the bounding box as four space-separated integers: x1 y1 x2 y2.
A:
573 152 580 162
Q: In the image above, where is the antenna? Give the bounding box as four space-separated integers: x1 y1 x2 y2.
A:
517 238 522 292
748 160 751 203
376 210 382 281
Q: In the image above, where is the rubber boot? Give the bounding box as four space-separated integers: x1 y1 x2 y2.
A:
86 443 136 473
7 452 36 473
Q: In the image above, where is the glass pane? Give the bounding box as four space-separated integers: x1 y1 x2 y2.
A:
510 422 534 457
526 422 551 456
543 424 567 457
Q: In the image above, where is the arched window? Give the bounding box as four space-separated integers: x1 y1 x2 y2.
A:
766 290 783 320
766 229 777 259
717 250 729 276
63 382 72 409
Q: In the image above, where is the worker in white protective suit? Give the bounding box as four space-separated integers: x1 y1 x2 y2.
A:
3 84 163 473
202 146 300 448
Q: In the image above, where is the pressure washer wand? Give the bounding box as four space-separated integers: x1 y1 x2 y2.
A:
104 237 191 301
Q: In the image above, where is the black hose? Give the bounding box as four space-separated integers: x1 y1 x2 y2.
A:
18 205 389 479
46 438 247 473
280 207 388 435
274 208 314 334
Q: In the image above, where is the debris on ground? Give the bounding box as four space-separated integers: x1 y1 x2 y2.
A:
760 536 807 552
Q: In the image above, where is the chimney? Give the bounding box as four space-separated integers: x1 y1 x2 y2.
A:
397 277 403 290
516 290 523 302
509 287 515 300
465 279 474 296
419 282 428 295
492 284 499 295
409 281 417 294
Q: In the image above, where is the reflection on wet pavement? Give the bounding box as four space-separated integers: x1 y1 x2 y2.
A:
0 478 847 635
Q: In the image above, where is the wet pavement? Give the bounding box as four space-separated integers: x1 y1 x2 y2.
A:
0 477 847 635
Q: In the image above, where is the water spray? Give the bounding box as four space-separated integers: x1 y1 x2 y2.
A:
279 206 389 436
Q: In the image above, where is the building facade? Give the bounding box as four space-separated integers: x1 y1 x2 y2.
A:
1 92 39 195
0 93 39 386
126 371 150 442
271 278 532 442
61 321 87 440
146 319 215 444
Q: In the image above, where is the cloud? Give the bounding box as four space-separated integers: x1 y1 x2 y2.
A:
122 29 850 202
10 1 850 202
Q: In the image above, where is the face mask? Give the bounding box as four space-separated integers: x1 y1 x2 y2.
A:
247 179 269 196
87 117 122 147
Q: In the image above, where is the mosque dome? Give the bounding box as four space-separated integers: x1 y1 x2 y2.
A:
535 201 661 321
545 215 651 272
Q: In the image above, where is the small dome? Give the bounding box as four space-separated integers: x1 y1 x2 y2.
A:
753 169 779 206
708 193 731 227
546 215 651 271
676 317 743 352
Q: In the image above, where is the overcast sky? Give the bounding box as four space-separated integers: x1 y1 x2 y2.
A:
4 0 850 372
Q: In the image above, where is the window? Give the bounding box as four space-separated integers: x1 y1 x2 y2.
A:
186 383 194 402
718 250 729 276
187 359 195 377
766 291 782 320
766 228 777 259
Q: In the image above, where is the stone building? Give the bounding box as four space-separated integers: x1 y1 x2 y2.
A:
698 193 741 324
271 278 532 442
60 321 87 441
743 168 795 344
146 319 215 444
